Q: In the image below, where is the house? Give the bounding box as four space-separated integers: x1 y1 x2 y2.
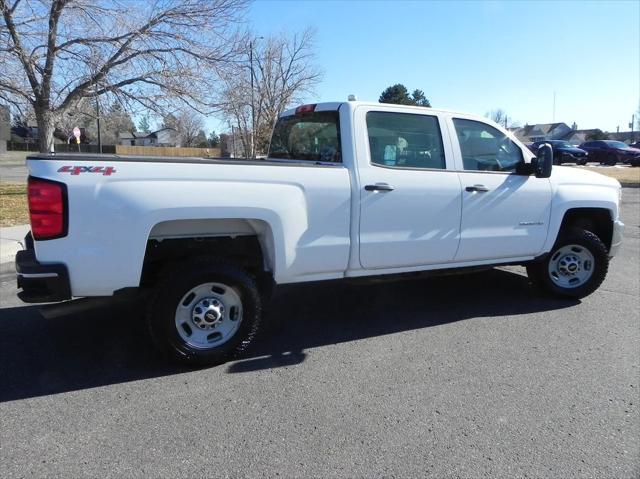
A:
10 121 69 145
607 131 638 144
152 128 178 146
560 130 638 146
10 123 38 144
561 129 603 146
511 123 573 143
118 127 178 147
511 122 638 146
118 131 136 146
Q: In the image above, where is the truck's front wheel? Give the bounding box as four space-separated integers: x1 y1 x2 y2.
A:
527 229 609 299
147 260 262 366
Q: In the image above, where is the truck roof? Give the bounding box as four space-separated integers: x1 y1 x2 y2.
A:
281 101 490 124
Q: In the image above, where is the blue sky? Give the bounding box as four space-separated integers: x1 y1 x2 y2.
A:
207 0 639 134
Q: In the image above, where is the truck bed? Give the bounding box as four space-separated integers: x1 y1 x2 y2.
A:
27 153 340 168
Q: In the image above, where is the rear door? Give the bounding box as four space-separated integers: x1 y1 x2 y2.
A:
449 117 552 262
356 106 462 269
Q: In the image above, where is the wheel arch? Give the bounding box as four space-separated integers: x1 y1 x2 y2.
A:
139 218 278 288
557 207 614 251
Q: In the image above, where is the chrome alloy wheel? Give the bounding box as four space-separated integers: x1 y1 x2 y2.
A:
174 282 243 349
548 244 595 289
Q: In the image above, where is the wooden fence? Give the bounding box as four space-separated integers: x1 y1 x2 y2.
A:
115 145 221 157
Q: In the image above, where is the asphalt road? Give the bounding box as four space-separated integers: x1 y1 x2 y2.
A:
1 190 638 478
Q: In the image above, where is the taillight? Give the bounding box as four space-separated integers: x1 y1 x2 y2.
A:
295 104 317 114
28 176 67 240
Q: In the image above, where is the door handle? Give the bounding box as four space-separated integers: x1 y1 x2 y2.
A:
365 183 395 192
465 184 490 193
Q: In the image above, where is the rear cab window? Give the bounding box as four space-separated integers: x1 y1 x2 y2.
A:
268 110 341 163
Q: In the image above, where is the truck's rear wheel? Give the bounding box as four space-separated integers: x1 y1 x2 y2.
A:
526 229 608 299
147 260 262 366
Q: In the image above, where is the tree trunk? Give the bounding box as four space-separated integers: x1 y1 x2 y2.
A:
36 110 55 153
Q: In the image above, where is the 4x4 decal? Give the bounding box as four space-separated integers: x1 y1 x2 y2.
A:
58 165 116 176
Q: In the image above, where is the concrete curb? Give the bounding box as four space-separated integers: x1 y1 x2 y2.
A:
0 224 30 265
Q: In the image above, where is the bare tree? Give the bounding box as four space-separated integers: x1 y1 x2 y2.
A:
485 108 508 127
219 28 322 157
1 0 248 152
176 110 205 147
160 108 204 147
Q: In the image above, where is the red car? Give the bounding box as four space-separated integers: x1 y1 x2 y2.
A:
578 140 640 166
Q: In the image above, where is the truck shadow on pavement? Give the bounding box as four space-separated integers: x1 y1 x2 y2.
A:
0 268 577 402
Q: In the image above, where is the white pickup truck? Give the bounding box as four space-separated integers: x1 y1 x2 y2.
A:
17 99 624 365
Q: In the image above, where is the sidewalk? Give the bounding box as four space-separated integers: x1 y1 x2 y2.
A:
0 224 29 264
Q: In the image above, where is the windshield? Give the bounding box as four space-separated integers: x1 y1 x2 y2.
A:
268 111 341 162
604 141 629 149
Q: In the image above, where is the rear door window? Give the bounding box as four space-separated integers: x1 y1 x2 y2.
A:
365 111 445 169
268 111 341 163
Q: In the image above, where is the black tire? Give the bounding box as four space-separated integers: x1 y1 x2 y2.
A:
526 229 609 299
147 259 262 366
576 158 587 166
606 152 617 166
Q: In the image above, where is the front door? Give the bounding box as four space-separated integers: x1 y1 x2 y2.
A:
450 118 552 262
357 109 462 269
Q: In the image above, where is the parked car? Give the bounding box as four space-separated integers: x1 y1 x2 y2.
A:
628 141 640 150
578 140 640 166
16 100 624 366
529 140 588 165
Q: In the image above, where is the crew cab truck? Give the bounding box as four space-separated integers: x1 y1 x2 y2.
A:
17 100 625 366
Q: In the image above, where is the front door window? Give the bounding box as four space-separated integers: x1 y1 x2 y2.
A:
453 119 522 172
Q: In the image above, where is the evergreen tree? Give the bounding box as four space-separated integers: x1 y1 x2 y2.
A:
208 130 220 147
379 84 412 105
138 115 151 133
586 129 609 141
101 102 136 144
379 84 431 107
411 89 431 107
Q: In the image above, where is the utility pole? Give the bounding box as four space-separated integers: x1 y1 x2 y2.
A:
630 114 635 143
249 37 263 159
249 39 254 159
230 123 236 158
94 82 102 154
552 91 556 122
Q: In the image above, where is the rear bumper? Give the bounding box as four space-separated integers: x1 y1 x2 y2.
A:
609 220 625 258
16 239 71 303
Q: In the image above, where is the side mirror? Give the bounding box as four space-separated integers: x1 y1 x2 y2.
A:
533 143 553 178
